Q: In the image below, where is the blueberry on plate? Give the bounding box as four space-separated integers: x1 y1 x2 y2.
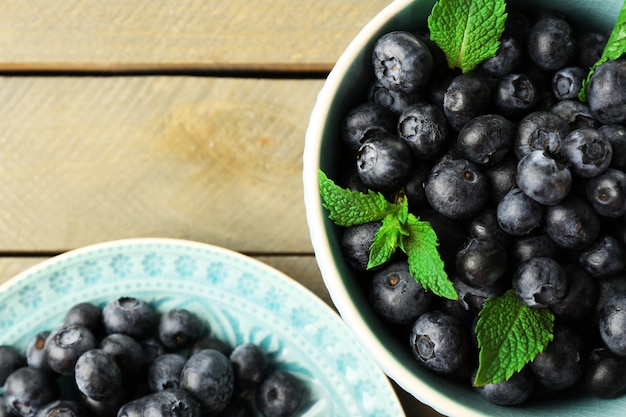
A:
158 308 204 351
25 331 51 371
544 195 601 250
370 261 433 324
483 154 517 204
527 17 575 71
45 324 97 375
63 302 102 336
497 187 544 236
600 294 626 357
4 367 60 417
585 168 626 218
550 100 597 131
456 114 513 166
102 297 156 340
340 102 396 151
100 333 143 376
409 311 470 375
372 31 434 95
443 72 491 131
493 73 539 120
560 128 612 178
478 35 522 79
356 129 413 192
514 111 570 159
509 234 561 267
142 388 200 417
578 234 626 279
74 349 122 401
424 157 489 220
550 264 597 322
598 124 626 171
0 346 25 386
255 370 303 417
551 66 586 101
397 102 449 160
584 348 626 398
512 257 568 308
229 343 267 390
147 353 187 392
530 322 584 390
455 237 508 289
367 79 421 115
516 150 572 206
180 349 234 414
473 367 534 406
587 58 626 125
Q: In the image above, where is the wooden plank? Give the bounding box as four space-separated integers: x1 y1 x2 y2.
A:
0 0 391 72
0 76 323 253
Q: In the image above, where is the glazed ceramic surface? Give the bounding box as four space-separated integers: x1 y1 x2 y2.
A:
0 238 405 417
303 0 625 415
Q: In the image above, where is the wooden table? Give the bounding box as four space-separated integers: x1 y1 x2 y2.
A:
0 1 444 416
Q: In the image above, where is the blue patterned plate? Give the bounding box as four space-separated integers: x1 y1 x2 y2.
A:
0 238 405 416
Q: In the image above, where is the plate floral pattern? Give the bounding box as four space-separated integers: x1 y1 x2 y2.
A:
0 238 405 417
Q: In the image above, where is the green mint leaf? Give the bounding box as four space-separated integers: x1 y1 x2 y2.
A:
368 212 407 269
402 214 457 300
474 290 554 386
427 0 507 73
318 170 395 227
579 1 626 101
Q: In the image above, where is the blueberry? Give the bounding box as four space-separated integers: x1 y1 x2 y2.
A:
514 111 570 159
473 367 534 405
0 346 25 386
594 276 626 323
189 337 232 358
424 157 489 220
550 264 597 322
158 308 204 351
147 353 186 392
512 257 568 308
551 66 586 100
397 102 449 160
139 338 167 371
370 261 433 324
575 32 606 69
544 194 601 250
585 168 626 217
493 73 538 120
404 164 431 208
456 114 513 166
598 124 626 171
4 367 60 417
229 343 267 390
466 208 512 249
453 276 506 314
483 154 517 204
33 400 85 417
550 100 597 131
255 370 303 417
367 79 421 115
63 303 102 336
443 73 491 131
584 348 626 398
455 237 508 288
527 17 575 71
180 349 234 414
142 388 200 417
340 221 381 271
25 331 50 371
99 333 143 376
600 294 626 357
340 102 396 151
102 297 156 340
45 324 97 375
409 311 469 374
509 234 561 267
372 31 434 94
117 396 147 417
356 130 413 192
478 35 522 79
578 234 626 278
587 58 626 125
74 349 122 401
516 150 572 206
560 128 612 178
497 187 544 236
530 322 584 390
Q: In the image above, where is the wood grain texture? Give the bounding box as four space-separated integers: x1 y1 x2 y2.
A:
0 76 323 253
0 0 391 72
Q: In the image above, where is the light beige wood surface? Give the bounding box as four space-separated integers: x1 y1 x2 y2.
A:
0 1 445 416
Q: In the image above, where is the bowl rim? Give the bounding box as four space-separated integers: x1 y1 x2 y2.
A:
303 1 480 415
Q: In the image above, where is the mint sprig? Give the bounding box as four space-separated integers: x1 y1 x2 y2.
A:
579 0 626 101
474 290 555 386
318 170 457 300
428 0 507 73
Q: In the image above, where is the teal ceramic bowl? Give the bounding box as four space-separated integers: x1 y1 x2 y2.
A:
303 0 623 416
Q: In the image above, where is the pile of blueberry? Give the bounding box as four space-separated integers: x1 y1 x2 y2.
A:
337 7 626 406
0 297 304 417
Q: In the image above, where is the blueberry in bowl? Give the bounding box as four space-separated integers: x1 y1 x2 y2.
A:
303 0 626 415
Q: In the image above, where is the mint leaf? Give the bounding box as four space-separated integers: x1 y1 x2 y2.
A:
474 290 554 386
318 170 395 226
402 214 457 300
579 1 626 101
428 0 507 73
368 212 407 269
